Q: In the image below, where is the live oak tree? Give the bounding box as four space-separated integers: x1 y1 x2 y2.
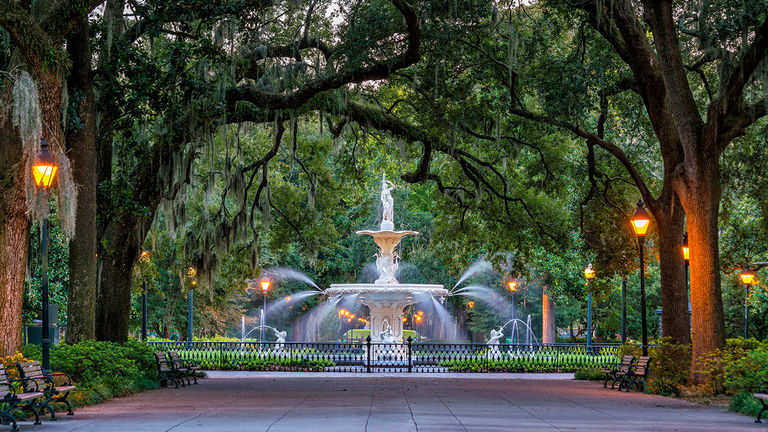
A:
0 0 103 356
90 0 422 341
504 0 767 378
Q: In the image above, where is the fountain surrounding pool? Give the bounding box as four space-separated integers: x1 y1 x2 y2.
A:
325 174 449 343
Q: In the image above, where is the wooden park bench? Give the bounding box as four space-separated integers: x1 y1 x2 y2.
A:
155 352 184 388
754 381 768 423
1 364 44 431
16 361 76 420
168 351 201 386
600 355 635 389
617 356 651 392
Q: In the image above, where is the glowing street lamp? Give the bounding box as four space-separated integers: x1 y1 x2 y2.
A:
631 200 651 356
584 264 595 348
259 279 271 345
32 138 58 374
682 233 690 262
741 267 756 338
139 250 150 341
507 280 518 292
186 266 197 343
584 264 595 280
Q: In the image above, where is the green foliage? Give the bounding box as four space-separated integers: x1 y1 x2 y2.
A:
574 368 605 381
720 341 768 417
620 340 691 395
438 346 619 373
20 340 157 407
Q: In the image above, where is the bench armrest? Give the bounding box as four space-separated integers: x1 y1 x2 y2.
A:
9 377 40 392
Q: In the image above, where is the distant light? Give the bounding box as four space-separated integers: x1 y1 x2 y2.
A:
284 296 292 302
467 301 475 309
139 250 150 263
740 268 755 285
682 232 689 261
584 264 595 280
187 267 197 277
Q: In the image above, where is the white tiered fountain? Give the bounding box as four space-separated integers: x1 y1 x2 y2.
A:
326 174 448 343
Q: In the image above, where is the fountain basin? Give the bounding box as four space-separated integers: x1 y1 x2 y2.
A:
327 283 449 343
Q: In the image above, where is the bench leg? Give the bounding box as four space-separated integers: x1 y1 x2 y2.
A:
756 400 767 423
59 394 74 415
0 411 19 432
19 400 41 425
37 399 57 421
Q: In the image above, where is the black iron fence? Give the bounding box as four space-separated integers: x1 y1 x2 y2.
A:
149 340 621 373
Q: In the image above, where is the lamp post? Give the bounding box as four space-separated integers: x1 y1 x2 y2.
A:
740 267 755 339
584 264 595 348
630 200 651 356
186 267 197 343
682 231 690 294
139 250 150 341
620 278 627 344
260 279 270 346
32 138 58 375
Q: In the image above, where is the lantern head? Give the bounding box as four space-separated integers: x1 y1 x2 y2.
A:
740 268 755 285
32 138 58 188
584 264 595 280
260 280 270 292
630 200 651 238
682 232 689 261
508 280 518 292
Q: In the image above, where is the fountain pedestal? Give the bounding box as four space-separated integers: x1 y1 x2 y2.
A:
325 174 449 352
326 284 447 342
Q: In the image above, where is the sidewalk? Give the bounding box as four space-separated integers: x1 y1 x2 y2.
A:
18 374 762 431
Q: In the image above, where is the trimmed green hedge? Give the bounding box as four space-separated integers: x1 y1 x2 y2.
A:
20 340 158 407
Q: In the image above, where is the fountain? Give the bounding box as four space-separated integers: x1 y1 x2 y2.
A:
325 174 449 343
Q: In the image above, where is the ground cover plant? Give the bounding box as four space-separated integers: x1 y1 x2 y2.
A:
15 340 157 407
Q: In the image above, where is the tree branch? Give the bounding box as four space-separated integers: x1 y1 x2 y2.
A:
225 0 419 111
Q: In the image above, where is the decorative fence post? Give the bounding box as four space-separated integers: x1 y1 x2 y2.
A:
366 336 372 373
407 337 412 373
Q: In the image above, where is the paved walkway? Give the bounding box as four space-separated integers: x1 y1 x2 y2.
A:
20 373 762 432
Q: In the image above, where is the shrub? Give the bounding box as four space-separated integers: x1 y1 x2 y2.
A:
1 353 33 381
619 339 690 395
574 368 604 381
18 339 158 408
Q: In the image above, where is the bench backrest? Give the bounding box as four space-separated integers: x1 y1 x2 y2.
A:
633 356 651 376
17 361 46 392
168 351 181 365
618 355 634 372
0 364 12 397
155 352 173 373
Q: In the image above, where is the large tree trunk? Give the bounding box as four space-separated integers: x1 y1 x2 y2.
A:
95 213 141 341
676 157 726 382
66 18 97 343
0 125 30 356
541 291 556 344
653 187 691 345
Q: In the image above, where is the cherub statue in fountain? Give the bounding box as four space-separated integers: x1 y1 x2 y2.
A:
486 326 504 360
380 173 395 230
273 328 287 353
379 324 396 345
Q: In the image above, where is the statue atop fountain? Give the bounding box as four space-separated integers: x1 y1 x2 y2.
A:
381 174 395 230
